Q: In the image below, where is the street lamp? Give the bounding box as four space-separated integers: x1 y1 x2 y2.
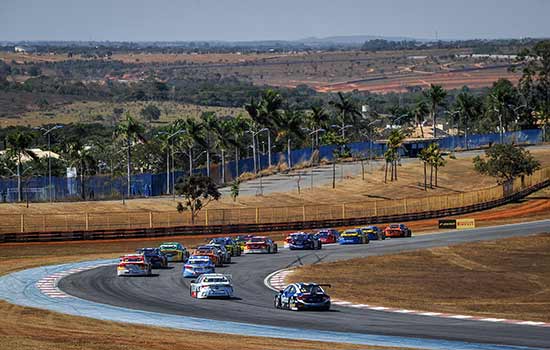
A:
246 128 268 173
444 110 461 152
38 125 63 202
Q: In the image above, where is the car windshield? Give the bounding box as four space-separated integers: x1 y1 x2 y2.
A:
250 237 266 242
123 257 142 262
161 245 177 250
298 284 323 294
291 234 307 239
203 277 228 283
389 224 400 229
344 230 357 234
316 232 329 237
362 227 374 231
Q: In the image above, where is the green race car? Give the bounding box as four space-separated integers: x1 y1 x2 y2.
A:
159 242 189 262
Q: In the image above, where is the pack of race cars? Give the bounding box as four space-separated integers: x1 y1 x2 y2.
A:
116 223 412 309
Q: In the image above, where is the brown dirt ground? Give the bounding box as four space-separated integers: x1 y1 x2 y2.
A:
287 233 550 322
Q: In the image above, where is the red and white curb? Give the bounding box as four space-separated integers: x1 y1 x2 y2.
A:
36 263 112 299
265 268 550 328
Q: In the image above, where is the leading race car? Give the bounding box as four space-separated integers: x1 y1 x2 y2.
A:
360 226 385 241
117 254 152 276
209 237 242 257
314 228 340 244
183 255 216 278
192 245 223 267
135 247 168 268
189 273 234 299
285 232 322 250
339 228 369 244
159 242 189 262
274 282 331 311
384 223 412 238
234 235 254 251
244 236 278 254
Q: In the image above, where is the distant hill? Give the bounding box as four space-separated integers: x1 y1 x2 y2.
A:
296 35 423 44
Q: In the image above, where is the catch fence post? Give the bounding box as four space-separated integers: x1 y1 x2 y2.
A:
149 212 153 228
374 201 378 216
85 212 89 231
255 207 259 224
403 198 408 213
302 206 306 221
341 203 346 219
20 214 24 233
205 209 209 226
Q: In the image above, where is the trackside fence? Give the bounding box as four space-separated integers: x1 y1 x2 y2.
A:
0 167 548 242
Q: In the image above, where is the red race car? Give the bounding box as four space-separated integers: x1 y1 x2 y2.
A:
384 223 412 238
314 229 340 244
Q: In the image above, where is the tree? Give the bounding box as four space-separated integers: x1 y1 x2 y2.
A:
65 141 96 200
278 109 305 168
201 112 218 177
418 146 430 191
6 131 37 202
140 104 161 123
308 105 330 149
428 143 446 187
473 144 540 183
114 113 145 197
329 92 361 138
485 79 520 135
214 118 239 184
412 101 429 138
385 129 405 182
424 84 447 138
453 88 483 147
230 179 240 202
175 175 221 224
179 118 205 175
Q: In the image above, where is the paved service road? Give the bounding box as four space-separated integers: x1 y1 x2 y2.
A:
60 220 550 349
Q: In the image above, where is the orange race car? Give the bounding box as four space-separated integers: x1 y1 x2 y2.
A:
383 223 412 238
192 246 223 267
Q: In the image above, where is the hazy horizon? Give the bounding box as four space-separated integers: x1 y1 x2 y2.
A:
1 0 549 42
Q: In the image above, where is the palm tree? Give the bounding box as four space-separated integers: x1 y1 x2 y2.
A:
201 112 218 177
431 144 446 187
114 113 145 197
214 118 239 184
386 129 405 181
179 118 205 176
278 109 305 168
412 101 429 138
418 147 430 191
6 131 37 202
308 105 330 148
259 89 283 129
65 141 95 200
454 89 481 148
329 92 361 138
424 84 447 138
229 113 249 179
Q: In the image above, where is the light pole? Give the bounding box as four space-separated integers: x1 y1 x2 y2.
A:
246 128 268 173
258 128 270 168
444 110 460 152
365 119 381 170
39 125 63 202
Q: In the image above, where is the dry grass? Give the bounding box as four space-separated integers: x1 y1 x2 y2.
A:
288 233 550 322
8 100 243 127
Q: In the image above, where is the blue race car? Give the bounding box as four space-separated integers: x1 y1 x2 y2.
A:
285 232 322 250
183 255 216 278
274 282 331 311
339 228 369 245
360 226 386 240
135 247 168 268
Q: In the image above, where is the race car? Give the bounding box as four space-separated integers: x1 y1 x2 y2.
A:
189 273 234 299
117 254 152 276
234 235 254 251
159 242 189 262
314 228 340 244
206 243 232 264
384 223 412 238
244 236 278 254
285 232 322 250
209 237 242 256
360 226 385 241
192 245 223 267
274 282 331 311
183 255 216 278
135 247 168 268
339 228 369 245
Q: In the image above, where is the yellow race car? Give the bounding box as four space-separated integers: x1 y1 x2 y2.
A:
159 242 189 262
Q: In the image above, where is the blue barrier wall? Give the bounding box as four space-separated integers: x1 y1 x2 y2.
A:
0 129 543 202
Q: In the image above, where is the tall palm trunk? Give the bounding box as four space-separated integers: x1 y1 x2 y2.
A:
429 164 434 189
235 147 239 180
80 160 85 200
221 149 225 184
126 138 131 197
206 144 210 177
432 106 436 138
423 162 427 191
17 153 21 202
188 147 193 175
435 166 439 187
287 138 291 168
384 161 388 183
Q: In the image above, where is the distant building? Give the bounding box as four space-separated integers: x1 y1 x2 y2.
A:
14 46 35 54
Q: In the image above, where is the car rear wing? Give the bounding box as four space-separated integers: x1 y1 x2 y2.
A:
318 284 332 288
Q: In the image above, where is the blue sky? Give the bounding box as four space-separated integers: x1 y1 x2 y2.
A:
1 0 549 41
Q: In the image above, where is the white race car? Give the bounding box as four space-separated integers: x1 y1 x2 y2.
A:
189 273 234 299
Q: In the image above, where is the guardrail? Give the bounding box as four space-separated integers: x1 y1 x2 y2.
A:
1 167 548 243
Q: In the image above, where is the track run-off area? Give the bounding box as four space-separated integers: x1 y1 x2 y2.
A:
1 220 550 350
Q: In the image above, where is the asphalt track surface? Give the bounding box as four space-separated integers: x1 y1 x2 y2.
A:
60 220 550 349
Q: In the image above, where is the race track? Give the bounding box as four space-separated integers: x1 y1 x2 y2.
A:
59 220 550 349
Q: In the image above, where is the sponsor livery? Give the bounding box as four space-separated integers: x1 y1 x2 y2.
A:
339 228 369 245
159 242 189 262
384 224 412 238
244 236 278 254
183 255 216 278
117 254 152 276
190 273 234 299
360 226 385 240
274 282 331 311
